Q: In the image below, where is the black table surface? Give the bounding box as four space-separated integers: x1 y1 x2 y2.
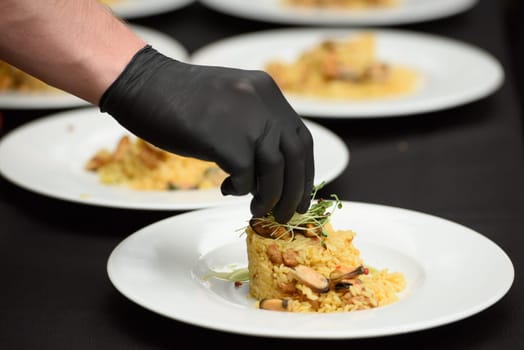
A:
1 0 523 348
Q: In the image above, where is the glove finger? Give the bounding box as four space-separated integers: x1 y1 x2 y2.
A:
296 125 315 213
219 149 255 196
250 123 284 218
271 131 306 224
220 167 255 196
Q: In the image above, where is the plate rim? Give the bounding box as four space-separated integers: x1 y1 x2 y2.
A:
109 0 195 19
199 0 479 26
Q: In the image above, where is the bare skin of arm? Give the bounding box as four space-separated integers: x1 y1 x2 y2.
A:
0 0 145 104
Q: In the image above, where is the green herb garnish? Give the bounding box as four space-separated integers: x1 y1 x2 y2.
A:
201 267 250 282
247 181 343 244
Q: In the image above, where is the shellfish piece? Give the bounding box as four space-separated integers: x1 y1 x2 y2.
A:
266 243 283 265
330 265 366 282
281 249 299 267
330 266 355 280
249 218 272 237
295 223 323 238
293 265 330 293
259 298 289 311
334 281 353 291
249 218 291 240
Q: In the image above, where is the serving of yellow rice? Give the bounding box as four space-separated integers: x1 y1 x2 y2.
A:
264 32 419 100
85 135 227 191
245 196 405 313
0 60 58 93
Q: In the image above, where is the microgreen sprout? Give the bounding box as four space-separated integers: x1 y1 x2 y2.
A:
247 181 343 245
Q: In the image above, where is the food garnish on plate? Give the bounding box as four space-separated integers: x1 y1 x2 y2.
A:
264 32 419 100
85 135 227 191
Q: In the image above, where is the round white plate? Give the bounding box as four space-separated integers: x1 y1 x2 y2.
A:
0 107 348 210
0 25 189 110
108 0 194 19
190 28 504 118
107 201 514 338
200 0 478 26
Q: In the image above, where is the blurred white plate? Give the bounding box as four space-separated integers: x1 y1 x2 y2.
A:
190 28 504 118
107 201 514 338
108 0 194 19
0 25 188 110
0 107 349 210
200 0 478 26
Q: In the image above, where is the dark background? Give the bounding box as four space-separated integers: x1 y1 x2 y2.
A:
1 0 523 349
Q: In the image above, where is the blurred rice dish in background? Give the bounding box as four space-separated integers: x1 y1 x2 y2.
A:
85 136 227 191
0 61 60 94
265 32 419 100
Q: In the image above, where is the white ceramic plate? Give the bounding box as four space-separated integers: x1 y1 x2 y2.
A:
108 0 194 19
0 25 188 110
107 201 514 338
0 107 348 210
190 28 504 118
200 0 478 26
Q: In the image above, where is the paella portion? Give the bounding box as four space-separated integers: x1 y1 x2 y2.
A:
264 32 419 100
245 186 406 313
85 136 227 191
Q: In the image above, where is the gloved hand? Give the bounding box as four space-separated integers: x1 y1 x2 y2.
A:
100 45 315 223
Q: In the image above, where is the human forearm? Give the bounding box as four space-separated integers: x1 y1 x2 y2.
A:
0 0 145 104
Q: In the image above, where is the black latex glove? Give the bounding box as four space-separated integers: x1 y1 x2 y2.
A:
100 45 314 223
